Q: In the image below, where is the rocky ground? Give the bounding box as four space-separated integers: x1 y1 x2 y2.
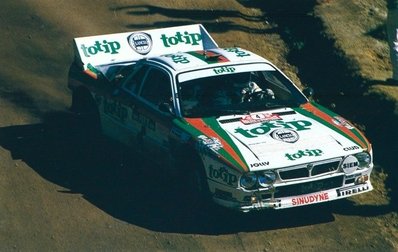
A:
0 0 397 251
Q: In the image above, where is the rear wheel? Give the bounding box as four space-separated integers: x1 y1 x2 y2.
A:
71 88 101 135
70 88 101 156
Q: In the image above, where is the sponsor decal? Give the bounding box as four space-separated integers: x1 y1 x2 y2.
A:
235 120 312 138
332 116 354 129
208 165 238 186
80 40 121 57
240 113 281 125
131 107 156 131
160 31 201 47
103 98 128 122
343 145 360 151
213 66 236 74
270 129 299 143
128 32 152 55
225 47 251 57
250 162 270 168
285 149 323 161
338 184 370 197
197 135 223 153
165 54 190 64
341 155 359 174
292 192 329 206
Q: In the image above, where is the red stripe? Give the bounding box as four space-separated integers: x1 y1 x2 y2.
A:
302 103 371 151
185 118 248 172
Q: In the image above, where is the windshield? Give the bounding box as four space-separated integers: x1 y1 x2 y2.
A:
178 65 307 117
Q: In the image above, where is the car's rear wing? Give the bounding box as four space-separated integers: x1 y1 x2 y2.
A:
73 24 218 78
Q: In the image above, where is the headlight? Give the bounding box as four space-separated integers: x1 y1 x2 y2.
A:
258 171 276 188
354 152 371 169
240 172 257 189
240 171 277 190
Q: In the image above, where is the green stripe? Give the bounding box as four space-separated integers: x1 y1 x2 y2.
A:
202 117 248 170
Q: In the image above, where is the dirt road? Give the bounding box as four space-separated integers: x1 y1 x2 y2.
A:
0 0 397 251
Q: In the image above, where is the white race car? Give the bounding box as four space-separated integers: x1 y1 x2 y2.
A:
68 24 373 212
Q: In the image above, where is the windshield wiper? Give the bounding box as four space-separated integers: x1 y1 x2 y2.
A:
186 106 249 118
212 108 250 115
264 100 300 109
264 103 287 109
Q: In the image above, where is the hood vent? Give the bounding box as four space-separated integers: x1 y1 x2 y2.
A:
219 118 242 124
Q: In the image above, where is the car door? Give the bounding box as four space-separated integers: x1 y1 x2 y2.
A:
119 64 175 161
134 66 174 160
99 64 148 146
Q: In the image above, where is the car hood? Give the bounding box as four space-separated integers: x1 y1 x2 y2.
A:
180 102 371 172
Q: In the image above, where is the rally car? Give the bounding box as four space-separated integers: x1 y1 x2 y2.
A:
68 24 373 212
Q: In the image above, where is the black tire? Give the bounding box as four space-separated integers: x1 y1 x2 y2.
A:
70 88 102 156
178 153 213 211
71 88 101 135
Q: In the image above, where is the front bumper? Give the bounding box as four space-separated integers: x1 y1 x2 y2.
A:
211 173 373 212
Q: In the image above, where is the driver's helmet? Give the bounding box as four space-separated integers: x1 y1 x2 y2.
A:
241 81 275 102
241 81 262 95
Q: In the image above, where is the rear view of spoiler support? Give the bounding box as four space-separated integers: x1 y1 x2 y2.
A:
73 24 219 75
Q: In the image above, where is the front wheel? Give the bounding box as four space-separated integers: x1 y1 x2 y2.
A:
178 153 213 211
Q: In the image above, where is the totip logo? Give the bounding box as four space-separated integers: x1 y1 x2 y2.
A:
285 149 323 161
160 31 202 47
128 32 152 55
80 40 121 57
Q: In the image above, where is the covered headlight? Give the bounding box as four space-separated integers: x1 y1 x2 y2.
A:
341 155 359 174
240 172 257 189
258 171 276 188
341 152 371 174
354 152 371 169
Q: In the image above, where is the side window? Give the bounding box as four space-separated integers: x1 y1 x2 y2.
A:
140 68 172 106
123 65 149 94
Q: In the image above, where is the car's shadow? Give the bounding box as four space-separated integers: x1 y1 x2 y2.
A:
0 110 373 235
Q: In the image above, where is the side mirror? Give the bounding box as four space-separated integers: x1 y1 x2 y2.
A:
303 87 314 98
159 102 174 115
